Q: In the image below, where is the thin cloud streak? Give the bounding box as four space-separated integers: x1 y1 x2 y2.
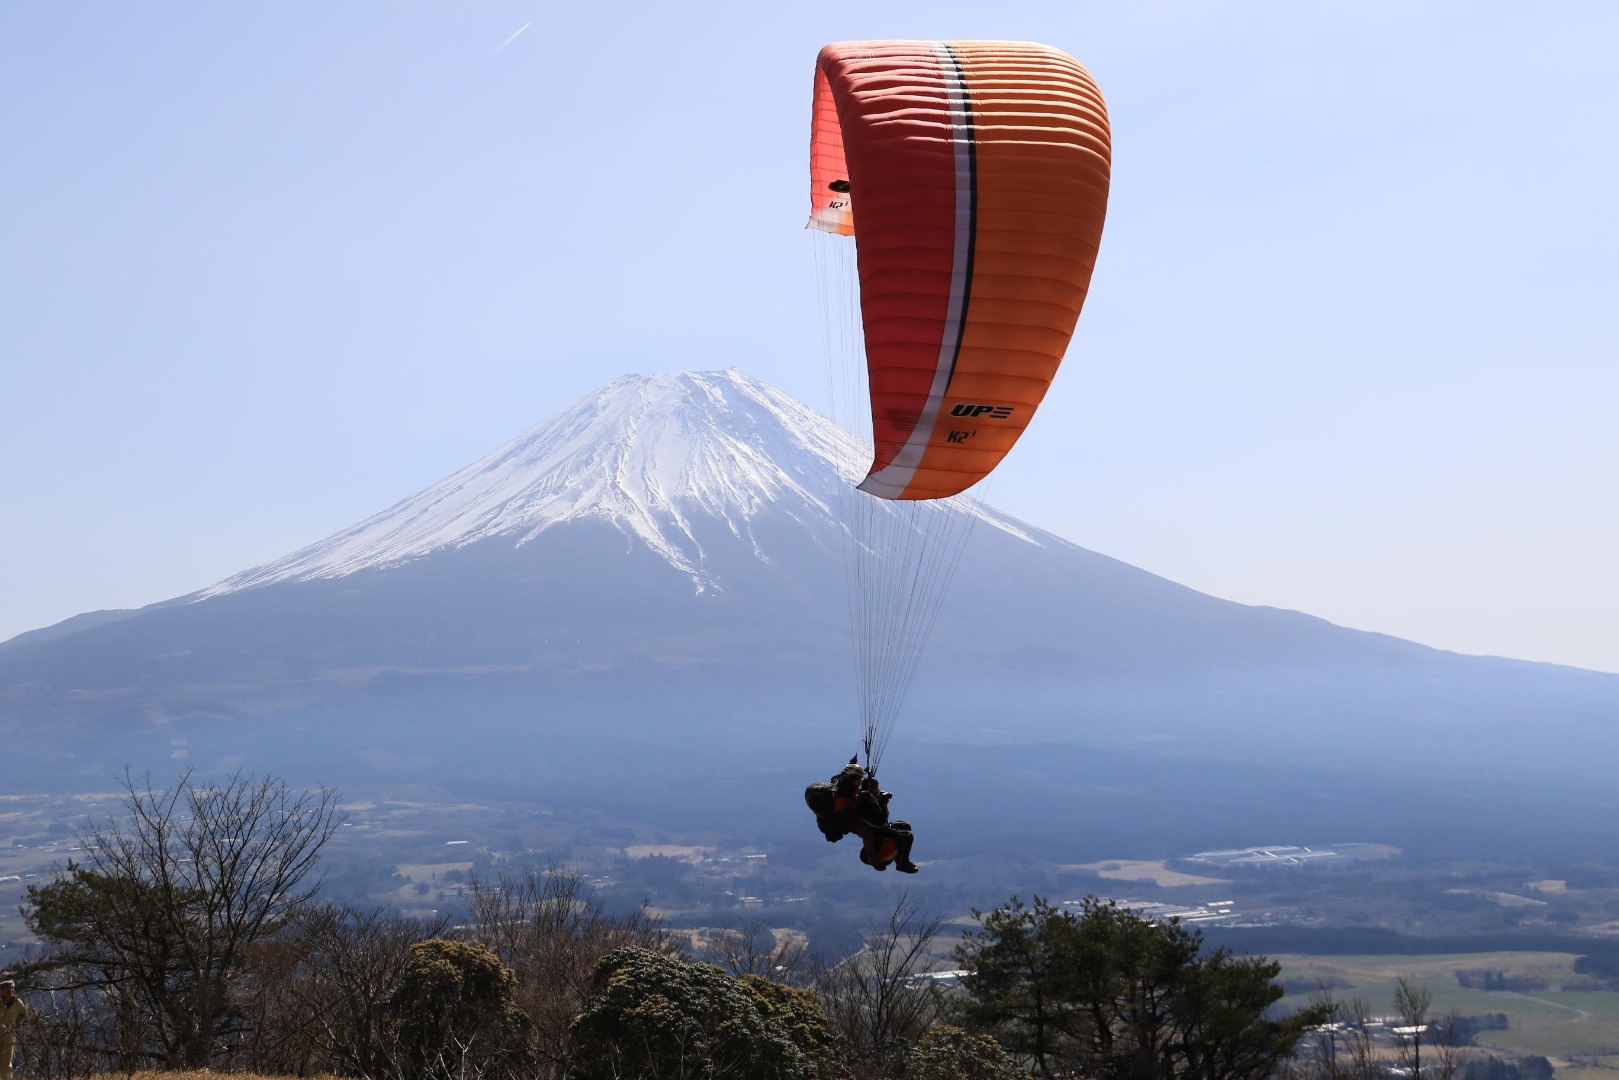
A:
494 21 532 53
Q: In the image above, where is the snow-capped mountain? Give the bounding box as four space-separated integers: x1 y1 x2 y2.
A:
4 369 1619 836
196 369 1043 602
200 371 868 597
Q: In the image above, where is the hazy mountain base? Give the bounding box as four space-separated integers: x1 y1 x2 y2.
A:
6 659 1617 871
7 533 1619 886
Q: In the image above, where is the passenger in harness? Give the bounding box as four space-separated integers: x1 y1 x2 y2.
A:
805 758 864 841
804 757 919 874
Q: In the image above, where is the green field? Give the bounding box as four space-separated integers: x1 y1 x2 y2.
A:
1276 951 1619 1080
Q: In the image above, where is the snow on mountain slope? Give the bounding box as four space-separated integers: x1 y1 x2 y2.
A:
198 369 1048 600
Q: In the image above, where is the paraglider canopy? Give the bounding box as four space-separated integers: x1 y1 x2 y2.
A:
809 39 1111 501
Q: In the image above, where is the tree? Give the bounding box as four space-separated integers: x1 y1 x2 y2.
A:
739 974 849 1080
1394 977 1434 1080
11 982 111 1079
956 895 1327 1080
1518 1054 1554 1080
387 939 534 1080
1176 946 1327 1080
24 769 340 1069
462 865 673 1076
904 1026 1026 1080
1573 952 1619 983
1425 1013 1474 1080
1286 991 1381 1080
1461 1056 1549 1080
812 892 949 1077
570 946 830 1080
699 918 812 985
951 895 1096 1074
238 901 450 1077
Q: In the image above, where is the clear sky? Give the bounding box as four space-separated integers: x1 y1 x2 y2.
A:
4 3 1616 673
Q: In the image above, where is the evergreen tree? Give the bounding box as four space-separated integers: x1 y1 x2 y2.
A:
571 946 832 1080
739 973 848 1079
387 939 535 1080
905 1025 1026 1080
956 895 1327 1080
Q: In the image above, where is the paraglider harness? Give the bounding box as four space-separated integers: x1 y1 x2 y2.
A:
805 756 917 872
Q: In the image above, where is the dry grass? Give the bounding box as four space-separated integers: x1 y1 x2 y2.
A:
92 1074 343 1080
1070 859 1231 887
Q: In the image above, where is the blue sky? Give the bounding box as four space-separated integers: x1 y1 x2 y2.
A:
4 2 1616 672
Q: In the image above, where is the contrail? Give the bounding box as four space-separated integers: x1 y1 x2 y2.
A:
494 21 532 53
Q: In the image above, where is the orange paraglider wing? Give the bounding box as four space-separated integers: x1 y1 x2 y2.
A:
809 40 1111 500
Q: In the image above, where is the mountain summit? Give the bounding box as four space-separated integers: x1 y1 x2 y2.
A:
193 369 1048 620
201 370 876 597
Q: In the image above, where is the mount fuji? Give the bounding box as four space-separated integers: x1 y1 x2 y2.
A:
4 370 1617 857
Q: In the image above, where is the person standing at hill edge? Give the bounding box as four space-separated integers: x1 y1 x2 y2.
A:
0 979 26 1080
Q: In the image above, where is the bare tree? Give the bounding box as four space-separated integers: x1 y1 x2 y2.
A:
236 901 449 1076
1394 977 1434 1080
695 918 812 985
1422 1012 1472 1080
1286 991 1380 1080
813 891 949 1075
24 768 341 1068
1287 988 1344 1080
1336 996 1382 1080
12 983 110 1080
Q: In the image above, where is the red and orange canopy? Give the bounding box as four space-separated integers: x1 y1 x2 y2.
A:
810 40 1111 499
